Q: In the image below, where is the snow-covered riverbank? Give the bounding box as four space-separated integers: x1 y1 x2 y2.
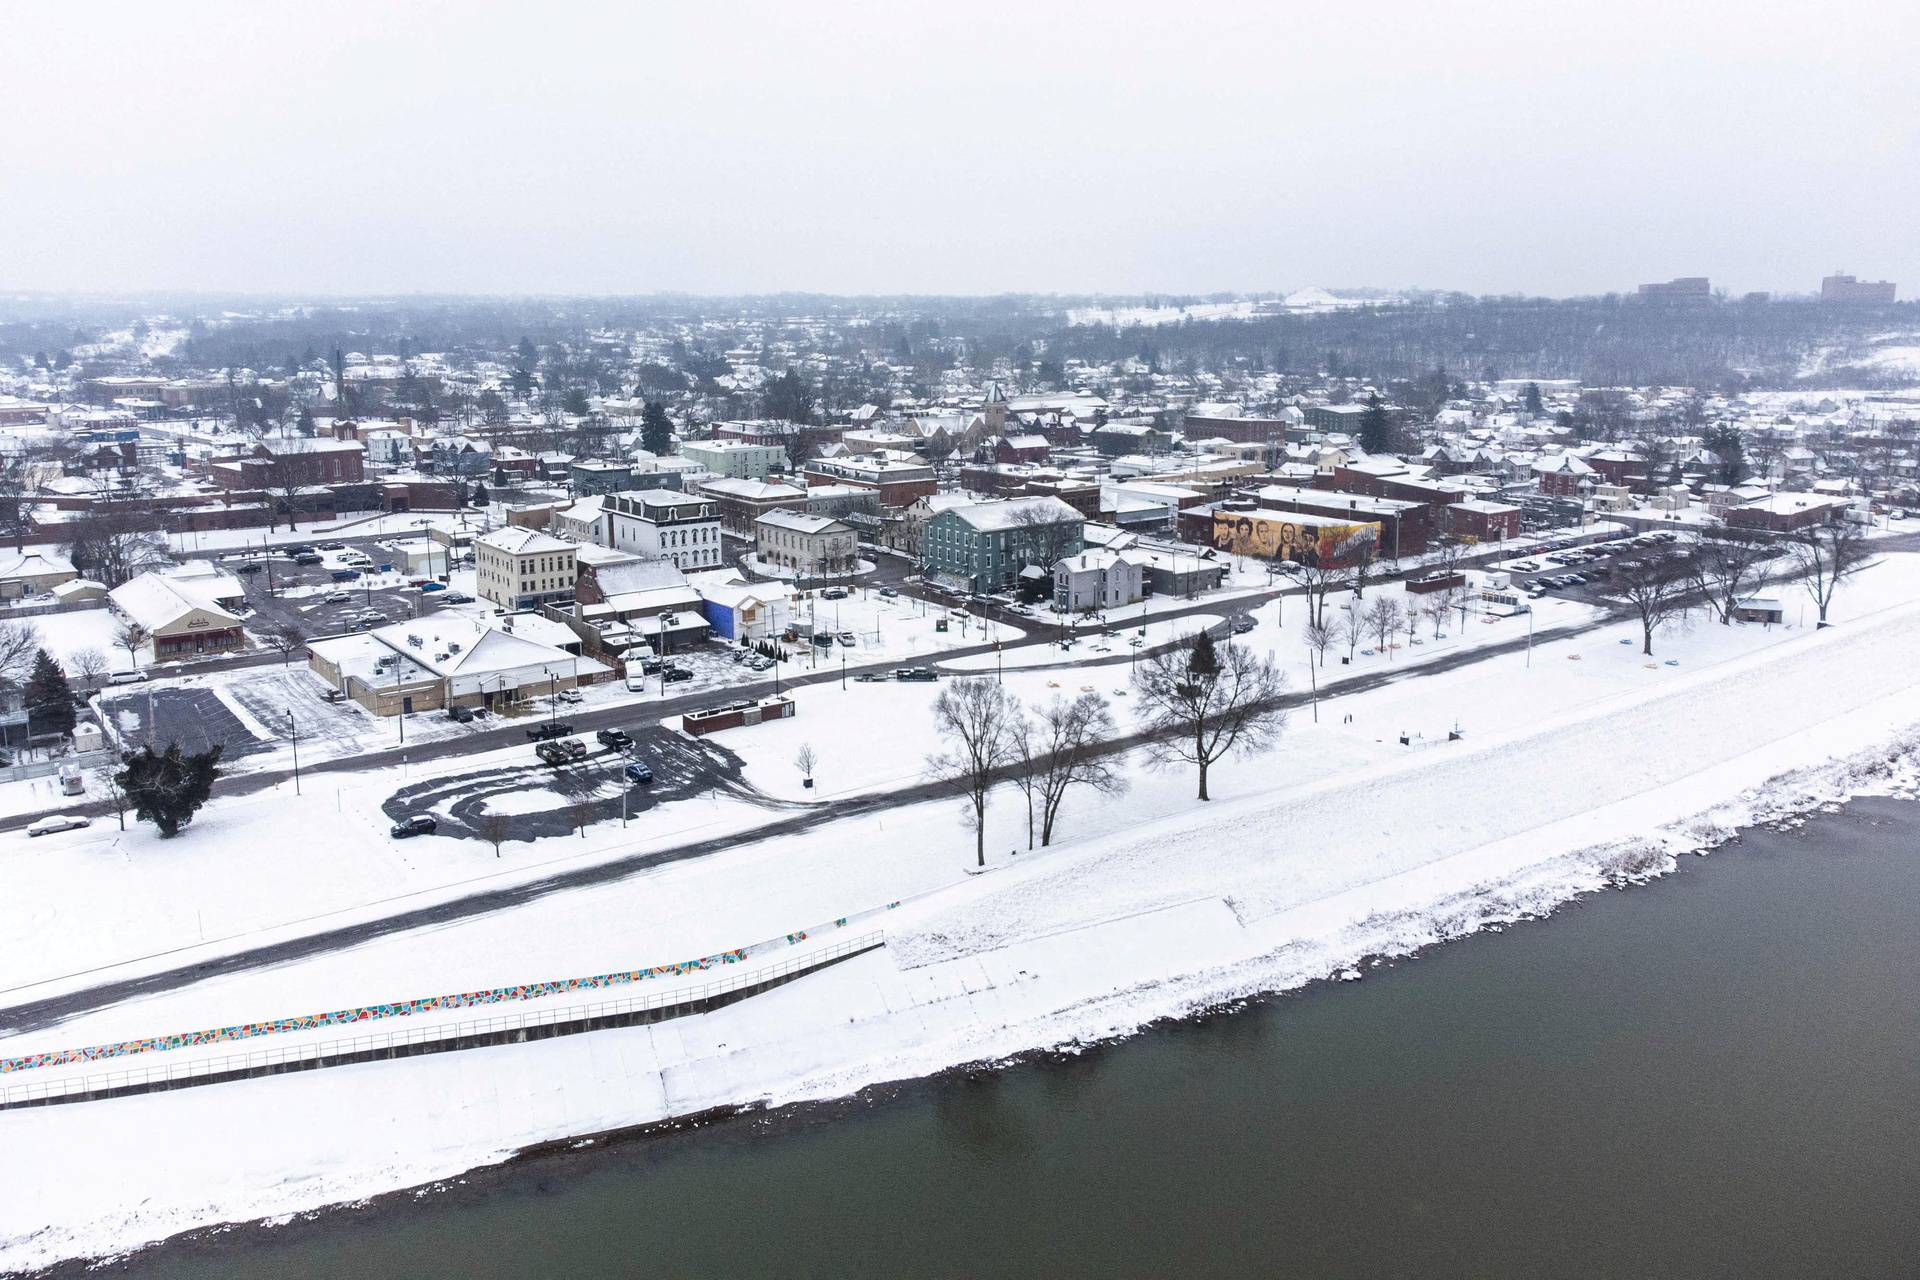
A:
3 579 1920 1272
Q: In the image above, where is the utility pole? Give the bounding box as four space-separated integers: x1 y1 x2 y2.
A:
288 711 301 795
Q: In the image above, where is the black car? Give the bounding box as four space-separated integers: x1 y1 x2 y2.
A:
390 814 437 839
447 706 475 723
662 666 693 683
441 592 474 604
896 667 938 682
597 728 634 750
526 721 575 741
235 562 264 575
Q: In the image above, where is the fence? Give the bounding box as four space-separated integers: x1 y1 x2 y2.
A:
0 932 884 1110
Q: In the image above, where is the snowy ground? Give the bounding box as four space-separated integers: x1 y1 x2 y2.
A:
3 554 1919 1270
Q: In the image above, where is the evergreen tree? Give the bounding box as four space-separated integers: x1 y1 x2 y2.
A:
1524 381 1544 415
469 481 490 508
296 407 316 436
24 649 76 738
563 387 591 416
1359 393 1394 455
641 401 674 455
1187 630 1220 679
115 743 224 839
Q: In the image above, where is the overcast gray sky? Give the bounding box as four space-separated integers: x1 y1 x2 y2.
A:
2 0 1914 299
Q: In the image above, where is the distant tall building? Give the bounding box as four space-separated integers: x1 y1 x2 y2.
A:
1637 276 1712 302
1820 274 1897 304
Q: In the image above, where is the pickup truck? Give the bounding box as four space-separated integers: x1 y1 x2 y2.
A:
596 728 633 750
894 667 938 682
535 738 588 766
526 721 575 741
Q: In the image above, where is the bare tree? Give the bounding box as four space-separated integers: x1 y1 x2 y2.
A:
0 620 41 685
927 677 1020 866
1304 616 1335 668
553 768 601 838
62 507 168 589
1365 595 1404 657
1423 593 1451 638
1616 549 1692 655
265 622 307 666
475 811 513 858
1132 631 1288 801
1403 600 1422 650
794 741 818 788
1787 522 1875 626
1339 597 1364 662
114 619 152 670
1687 521 1781 625
1010 692 1127 849
1278 549 1351 629
69 645 109 688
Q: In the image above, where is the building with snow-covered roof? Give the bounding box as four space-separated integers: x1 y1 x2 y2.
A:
0 550 77 599
109 571 246 660
306 616 609 716
1053 548 1147 612
754 510 857 577
475 526 577 610
923 495 1085 594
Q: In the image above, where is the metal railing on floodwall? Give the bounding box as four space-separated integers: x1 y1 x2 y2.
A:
0 932 883 1110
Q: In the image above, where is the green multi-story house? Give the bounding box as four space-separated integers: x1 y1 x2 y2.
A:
923 496 1085 594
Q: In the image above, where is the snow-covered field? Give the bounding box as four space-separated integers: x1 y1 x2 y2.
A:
3 555 1919 1272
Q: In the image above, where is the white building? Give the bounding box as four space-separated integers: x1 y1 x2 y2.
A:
679 439 785 479
1053 549 1147 612
475 527 577 611
602 491 724 571
754 510 857 577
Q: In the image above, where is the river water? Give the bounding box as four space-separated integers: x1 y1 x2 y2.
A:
86 796 1920 1279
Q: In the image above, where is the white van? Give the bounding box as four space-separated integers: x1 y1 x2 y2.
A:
109 670 150 685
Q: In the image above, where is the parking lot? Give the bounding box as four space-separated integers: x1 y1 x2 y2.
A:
1493 530 1690 602
379 724 768 843
215 537 483 643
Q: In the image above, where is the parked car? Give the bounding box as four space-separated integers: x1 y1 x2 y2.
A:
536 738 588 766
1227 615 1257 635
896 667 938 682
837 631 857 646
322 590 353 604
821 586 849 600
878 587 899 598
554 689 584 705
318 542 347 551
526 721 574 740
109 669 150 685
440 592 474 604
447 706 474 723
597 728 634 750
662 666 694 683
855 672 885 683
235 562 264 575
27 814 91 837
294 553 324 566
389 814 437 839
624 761 654 784
812 633 834 648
